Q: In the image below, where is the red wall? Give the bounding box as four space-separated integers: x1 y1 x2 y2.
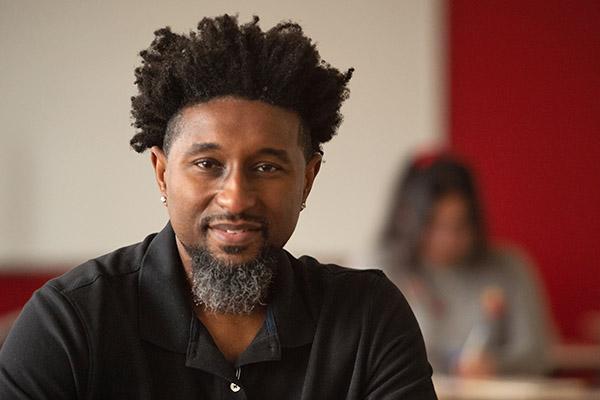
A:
449 0 600 341
0 273 57 314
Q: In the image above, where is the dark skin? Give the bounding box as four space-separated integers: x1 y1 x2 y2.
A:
150 96 321 362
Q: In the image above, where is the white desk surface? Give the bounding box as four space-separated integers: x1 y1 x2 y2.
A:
433 374 600 400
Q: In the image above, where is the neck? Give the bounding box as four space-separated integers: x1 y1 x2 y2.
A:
176 236 194 282
196 304 267 363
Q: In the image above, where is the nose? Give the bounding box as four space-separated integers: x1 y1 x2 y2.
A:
215 167 257 214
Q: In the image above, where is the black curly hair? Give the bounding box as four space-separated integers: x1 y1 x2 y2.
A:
130 14 354 159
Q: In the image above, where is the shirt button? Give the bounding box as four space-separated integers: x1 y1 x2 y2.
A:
230 382 241 393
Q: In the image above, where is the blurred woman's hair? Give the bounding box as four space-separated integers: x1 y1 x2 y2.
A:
380 152 488 272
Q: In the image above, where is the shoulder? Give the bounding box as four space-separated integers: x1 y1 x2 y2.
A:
290 254 409 315
294 254 392 291
284 256 434 397
45 231 158 296
484 246 535 277
477 246 548 303
12 231 161 355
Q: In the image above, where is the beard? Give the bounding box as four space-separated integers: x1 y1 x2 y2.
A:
187 244 276 315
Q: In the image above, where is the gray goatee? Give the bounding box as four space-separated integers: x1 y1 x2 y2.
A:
189 247 275 314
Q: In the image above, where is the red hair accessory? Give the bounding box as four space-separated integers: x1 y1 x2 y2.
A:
412 148 451 170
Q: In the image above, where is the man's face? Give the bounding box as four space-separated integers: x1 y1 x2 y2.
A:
151 97 321 266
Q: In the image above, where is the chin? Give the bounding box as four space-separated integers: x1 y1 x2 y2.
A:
213 245 263 266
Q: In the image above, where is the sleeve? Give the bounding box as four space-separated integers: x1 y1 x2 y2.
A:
0 284 89 399
495 250 556 375
364 273 438 399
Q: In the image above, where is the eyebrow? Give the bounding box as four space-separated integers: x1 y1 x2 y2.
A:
257 148 291 163
185 142 291 163
185 142 220 156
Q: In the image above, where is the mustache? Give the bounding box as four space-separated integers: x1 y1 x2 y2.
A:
201 212 268 232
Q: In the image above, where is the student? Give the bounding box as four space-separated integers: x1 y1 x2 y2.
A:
379 152 555 377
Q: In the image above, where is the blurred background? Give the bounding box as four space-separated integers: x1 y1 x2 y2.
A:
1 0 599 393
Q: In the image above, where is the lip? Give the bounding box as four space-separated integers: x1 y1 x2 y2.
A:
208 222 263 246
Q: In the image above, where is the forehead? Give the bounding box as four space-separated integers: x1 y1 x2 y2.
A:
171 97 302 154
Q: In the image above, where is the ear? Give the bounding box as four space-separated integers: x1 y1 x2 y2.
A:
150 146 168 194
302 153 322 202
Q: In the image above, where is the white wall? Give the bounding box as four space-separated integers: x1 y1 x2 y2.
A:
0 0 444 270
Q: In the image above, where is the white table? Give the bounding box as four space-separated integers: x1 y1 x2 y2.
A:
433 374 600 400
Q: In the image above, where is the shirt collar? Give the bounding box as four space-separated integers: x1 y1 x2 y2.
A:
270 249 316 348
137 223 316 353
138 222 192 353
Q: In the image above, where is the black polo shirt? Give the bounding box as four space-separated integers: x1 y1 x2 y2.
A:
0 223 436 399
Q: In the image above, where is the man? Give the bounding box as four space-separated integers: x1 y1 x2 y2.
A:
0 15 436 399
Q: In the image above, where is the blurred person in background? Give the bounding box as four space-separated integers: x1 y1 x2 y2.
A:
378 151 555 377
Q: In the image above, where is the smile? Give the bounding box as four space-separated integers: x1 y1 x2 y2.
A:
208 222 264 246
225 229 251 234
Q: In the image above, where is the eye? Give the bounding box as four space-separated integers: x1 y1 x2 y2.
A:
194 158 222 170
255 163 280 173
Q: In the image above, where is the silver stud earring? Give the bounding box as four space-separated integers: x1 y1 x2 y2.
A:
300 201 306 211
160 195 167 206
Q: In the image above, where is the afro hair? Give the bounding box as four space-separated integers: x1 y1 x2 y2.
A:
130 14 354 157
